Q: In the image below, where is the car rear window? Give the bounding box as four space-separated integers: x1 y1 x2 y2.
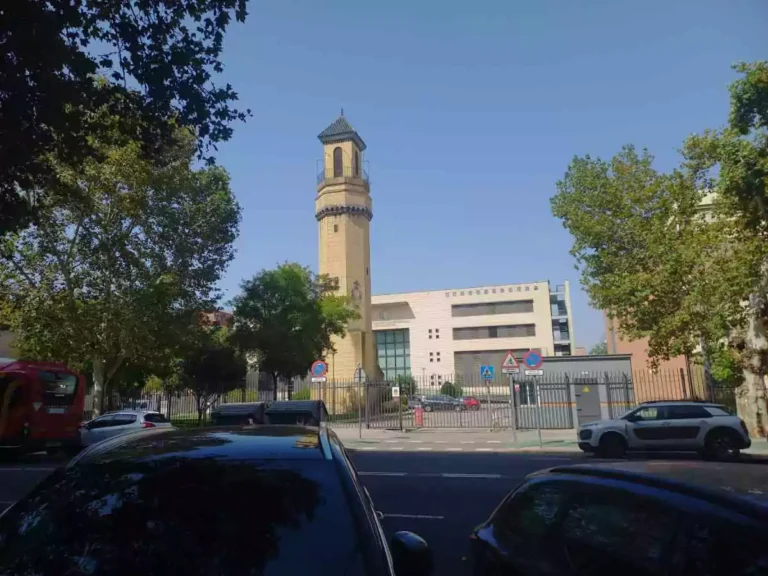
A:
39 371 78 406
0 459 367 576
143 413 168 423
705 406 732 417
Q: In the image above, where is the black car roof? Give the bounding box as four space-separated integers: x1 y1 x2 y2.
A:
543 461 768 516
71 425 334 467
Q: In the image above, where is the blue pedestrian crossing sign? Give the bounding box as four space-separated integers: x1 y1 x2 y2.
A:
480 365 495 381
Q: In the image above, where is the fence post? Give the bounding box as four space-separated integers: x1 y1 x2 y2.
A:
535 379 543 448
508 374 517 443
398 388 403 432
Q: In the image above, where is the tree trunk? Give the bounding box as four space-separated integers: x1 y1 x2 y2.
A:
196 394 204 425
272 372 279 401
738 261 768 438
92 358 106 417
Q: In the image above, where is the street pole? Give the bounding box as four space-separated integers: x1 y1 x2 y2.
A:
535 378 543 449
508 373 518 443
357 364 363 439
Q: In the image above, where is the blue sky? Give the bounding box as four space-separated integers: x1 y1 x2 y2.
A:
212 0 767 349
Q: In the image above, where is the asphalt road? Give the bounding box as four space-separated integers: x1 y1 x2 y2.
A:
347 449 583 575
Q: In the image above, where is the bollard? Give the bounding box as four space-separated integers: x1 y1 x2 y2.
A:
415 406 424 428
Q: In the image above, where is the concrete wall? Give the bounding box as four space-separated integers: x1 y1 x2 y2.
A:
0 331 15 358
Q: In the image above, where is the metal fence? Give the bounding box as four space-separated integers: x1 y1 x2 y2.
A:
84 367 737 431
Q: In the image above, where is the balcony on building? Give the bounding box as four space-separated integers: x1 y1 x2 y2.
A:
317 162 370 187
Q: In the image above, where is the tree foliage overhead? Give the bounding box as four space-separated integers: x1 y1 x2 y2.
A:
589 341 608 356
231 263 359 399
0 116 241 414
0 0 250 234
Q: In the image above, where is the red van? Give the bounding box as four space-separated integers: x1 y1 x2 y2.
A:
0 359 85 457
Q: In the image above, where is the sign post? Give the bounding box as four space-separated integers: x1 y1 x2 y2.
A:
522 351 544 448
501 352 520 442
355 365 367 439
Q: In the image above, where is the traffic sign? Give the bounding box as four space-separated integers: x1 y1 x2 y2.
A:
480 365 495 381
501 351 520 374
525 369 544 376
311 360 328 378
392 386 401 398
522 350 543 370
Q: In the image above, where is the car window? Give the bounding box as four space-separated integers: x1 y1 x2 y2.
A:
143 413 168 424
704 406 732 417
632 406 666 421
561 485 679 575
0 459 367 576
112 414 138 426
87 415 115 429
667 406 712 419
493 481 571 548
680 514 768 576
39 371 78 406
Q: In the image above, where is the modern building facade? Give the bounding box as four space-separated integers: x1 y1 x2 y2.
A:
372 280 576 384
315 113 378 381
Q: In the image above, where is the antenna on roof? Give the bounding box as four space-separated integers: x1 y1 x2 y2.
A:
340 105 344 116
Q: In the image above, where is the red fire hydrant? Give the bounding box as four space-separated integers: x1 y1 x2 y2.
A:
414 406 424 427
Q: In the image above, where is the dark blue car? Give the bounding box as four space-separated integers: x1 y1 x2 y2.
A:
470 460 768 575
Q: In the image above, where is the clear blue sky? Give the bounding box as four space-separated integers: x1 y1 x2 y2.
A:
212 0 767 349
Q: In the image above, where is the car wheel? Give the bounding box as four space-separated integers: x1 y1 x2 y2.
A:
597 433 626 458
423 404 433 412
704 429 741 461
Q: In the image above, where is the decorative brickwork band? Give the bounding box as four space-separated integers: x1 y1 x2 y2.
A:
315 204 373 221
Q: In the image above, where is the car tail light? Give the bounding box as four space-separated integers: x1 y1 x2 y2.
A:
142 421 156 429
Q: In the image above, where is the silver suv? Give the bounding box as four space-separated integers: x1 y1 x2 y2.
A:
578 401 751 459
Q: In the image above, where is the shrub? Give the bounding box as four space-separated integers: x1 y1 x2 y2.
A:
292 387 311 400
440 381 462 398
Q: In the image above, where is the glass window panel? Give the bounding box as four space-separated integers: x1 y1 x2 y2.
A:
394 331 404 343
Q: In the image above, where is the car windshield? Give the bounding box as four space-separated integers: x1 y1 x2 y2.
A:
39 370 78 406
0 458 367 576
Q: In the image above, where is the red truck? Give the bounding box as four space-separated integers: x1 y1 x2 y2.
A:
0 358 85 458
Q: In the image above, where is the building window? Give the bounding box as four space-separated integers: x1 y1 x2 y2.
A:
499 288 504 293
452 292 457 296
333 224 338 232
517 287 522 292
534 286 538 291
353 150 360 177
525 286 530 291
452 300 534 317
366 266 369 276
375 329 410 380
428 329 432 333
460 291 465 296
445 293 450 297
453 324 536 340
333 147 343 177
484 289 488 294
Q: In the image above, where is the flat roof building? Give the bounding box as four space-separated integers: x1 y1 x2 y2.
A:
371 280 575 385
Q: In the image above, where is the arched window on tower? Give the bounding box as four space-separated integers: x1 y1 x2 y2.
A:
353 151 360 177
333 147 343 177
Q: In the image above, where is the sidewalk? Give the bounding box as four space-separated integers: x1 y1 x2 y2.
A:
331 425 768 457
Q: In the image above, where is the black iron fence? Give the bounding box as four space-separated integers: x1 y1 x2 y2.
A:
84 368 737 431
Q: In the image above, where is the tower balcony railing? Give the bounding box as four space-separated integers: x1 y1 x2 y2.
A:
316 164 370 186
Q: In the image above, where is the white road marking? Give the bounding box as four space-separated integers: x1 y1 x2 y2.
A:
487 441 502 444
358 472 408 477
409 440 423 444
384 440 400 443
461 441 475 444
435 440 448 443
447 447 464 451
359 446 376 450
388 447 405 451
441 473 501 479
416 447 433 451
475 448 493 452
379 513 444 520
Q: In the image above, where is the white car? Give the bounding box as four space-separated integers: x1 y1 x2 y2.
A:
79 410 173 447
578 401 751 460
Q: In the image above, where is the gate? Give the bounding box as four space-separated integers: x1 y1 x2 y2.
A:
573 378 601 427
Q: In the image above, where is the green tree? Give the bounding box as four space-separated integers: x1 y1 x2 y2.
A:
589 341 608 355
0 0 250 235
174 326 247 424
682 61 768 434
231 263 359 401
0 120 241 415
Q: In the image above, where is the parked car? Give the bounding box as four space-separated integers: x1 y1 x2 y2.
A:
0 424 433 576
418 394 466 412
79 410 172 447
470 460 768 576
461 396 481 411
577 400 750 459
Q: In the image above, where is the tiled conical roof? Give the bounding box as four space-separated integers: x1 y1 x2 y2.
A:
317 113 366 150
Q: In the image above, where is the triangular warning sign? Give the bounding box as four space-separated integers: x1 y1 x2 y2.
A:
501 352 519 368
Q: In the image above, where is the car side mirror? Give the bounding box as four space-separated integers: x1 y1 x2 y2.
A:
390 531 433 576
624 414 637 423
